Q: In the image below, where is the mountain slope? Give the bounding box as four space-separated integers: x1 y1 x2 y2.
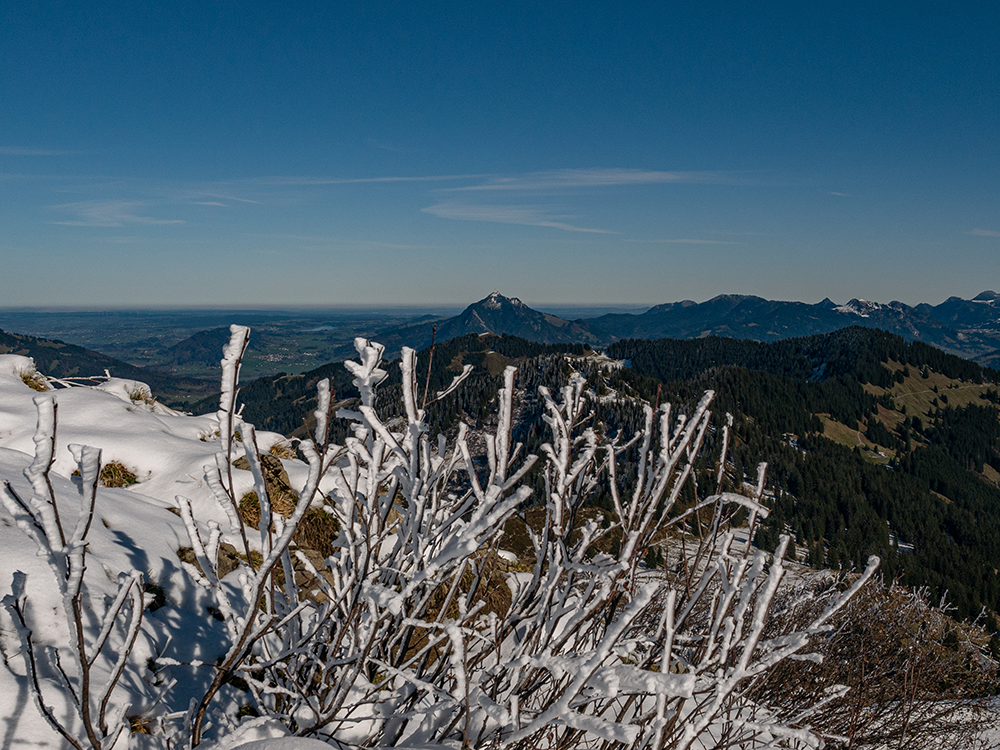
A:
917 290 1000 329
152 326 233 368
370 292 597 354
0 328 215 405
606 328 1000 620
436 291 596 343
587 294 845 341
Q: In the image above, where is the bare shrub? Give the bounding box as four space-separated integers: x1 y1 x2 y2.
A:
749 576 998 749
165 329 882 749
1 400 145 749
3 328 893 750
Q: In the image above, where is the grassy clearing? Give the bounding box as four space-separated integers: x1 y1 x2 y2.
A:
818 414 862 449
483 351 515 376
865 359 997 427
820 360 999 466
931 490 953 504
980 464 1000 489
875 403 904 431
818 415 895 464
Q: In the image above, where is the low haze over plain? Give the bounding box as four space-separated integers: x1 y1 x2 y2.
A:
1 2 998 308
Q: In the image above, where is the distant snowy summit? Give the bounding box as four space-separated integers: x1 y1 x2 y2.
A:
834 299 910 318
835 299 880 317
434 291 596 345
482 290 527 310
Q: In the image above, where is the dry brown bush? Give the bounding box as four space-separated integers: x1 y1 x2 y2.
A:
748 577 998 749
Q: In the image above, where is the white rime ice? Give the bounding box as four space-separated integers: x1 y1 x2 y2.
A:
0 329 883 750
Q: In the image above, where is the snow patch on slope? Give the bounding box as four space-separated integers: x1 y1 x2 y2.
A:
835 299 884 318
482 290 525 310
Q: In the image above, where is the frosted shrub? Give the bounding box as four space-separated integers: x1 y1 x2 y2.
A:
1 399 146 749
748 578 1000 749
3 326 880 749
171 328 879 749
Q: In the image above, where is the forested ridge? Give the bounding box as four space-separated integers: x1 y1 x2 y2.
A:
191 334 589 438
610 328 1000 623
194 327 1000 624
606 326 996 385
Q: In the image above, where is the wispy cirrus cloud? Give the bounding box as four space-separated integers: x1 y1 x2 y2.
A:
443 168 732 192
364 138 414 154
232 168 726 191
178 188 260 208
51 200 185 227
243 232 433 250
31 167 734 232
422 202 613 234
248 174 487 186
0 146 76 156
624 238 735 244
967 228 1000 237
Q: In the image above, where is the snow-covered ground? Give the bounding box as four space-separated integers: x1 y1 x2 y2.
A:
0 354 336 749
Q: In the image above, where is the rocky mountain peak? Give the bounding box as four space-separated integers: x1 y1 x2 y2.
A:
481 291 526 310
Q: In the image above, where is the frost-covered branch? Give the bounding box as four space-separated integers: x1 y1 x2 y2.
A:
1 397 145 750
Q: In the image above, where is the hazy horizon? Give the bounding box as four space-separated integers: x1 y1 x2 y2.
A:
1 289 997 316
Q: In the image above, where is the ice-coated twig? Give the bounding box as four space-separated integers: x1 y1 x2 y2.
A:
0 399 145 749
2 573 86 750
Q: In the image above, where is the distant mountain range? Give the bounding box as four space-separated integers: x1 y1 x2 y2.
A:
376 290 1000 366
4 291 999 393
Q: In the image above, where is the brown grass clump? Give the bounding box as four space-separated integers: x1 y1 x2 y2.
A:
268 441 296 459
100 462 138 487
294 507 340 553
238 491 264 527
395 549 520 668
426 548 520 622
127 713 153 735
233 453 298 516
18 366 48 392
239 492 340 556
126 384 156 407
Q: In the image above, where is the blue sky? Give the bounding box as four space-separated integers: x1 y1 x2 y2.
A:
1 2 998 308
